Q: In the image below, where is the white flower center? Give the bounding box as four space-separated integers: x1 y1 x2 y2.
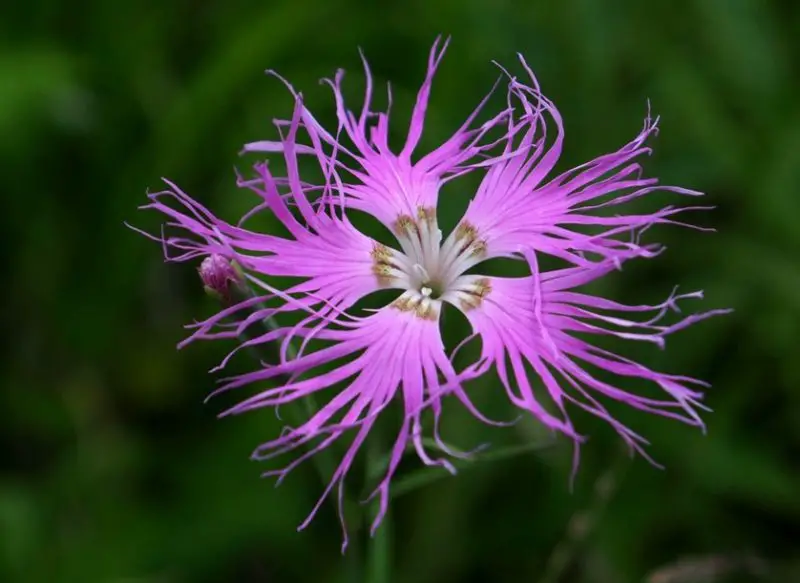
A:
371 207 492 319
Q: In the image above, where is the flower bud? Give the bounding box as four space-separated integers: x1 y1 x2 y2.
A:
198 254 242 303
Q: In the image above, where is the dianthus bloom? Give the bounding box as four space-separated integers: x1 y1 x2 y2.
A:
135 38 727 549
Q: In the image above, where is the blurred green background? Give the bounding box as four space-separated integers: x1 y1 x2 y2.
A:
3 0 799 582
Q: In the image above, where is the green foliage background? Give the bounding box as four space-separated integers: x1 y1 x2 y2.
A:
2 1 798 582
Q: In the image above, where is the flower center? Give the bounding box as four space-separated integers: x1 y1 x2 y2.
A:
371 206 491 318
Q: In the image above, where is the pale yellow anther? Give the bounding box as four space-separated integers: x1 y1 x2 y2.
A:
393 214 417 236
455 222 478 243
469 239 488 259
392 293 439 320
459 278 492 311
371 243 396 287
416 206 437 224
370 243 392 261
415 302 438 320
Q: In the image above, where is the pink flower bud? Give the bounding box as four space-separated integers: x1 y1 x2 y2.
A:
198 254 241 302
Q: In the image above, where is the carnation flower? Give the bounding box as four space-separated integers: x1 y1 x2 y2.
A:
133 38 727 549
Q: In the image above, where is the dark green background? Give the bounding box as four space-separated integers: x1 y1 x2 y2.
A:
3 1 798 582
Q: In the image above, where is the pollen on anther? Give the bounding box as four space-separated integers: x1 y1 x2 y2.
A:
370 243 392 261
460 278 492 311
470 239 488 259
392 294 439 320
393 215 417 236
417 206 436 224
455 222 478 242
371 264 393 286
392 296 413 312
415 302 438 320
371 243 395 286
474 278 491 296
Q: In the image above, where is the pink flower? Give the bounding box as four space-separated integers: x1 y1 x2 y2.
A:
461 65 710 269
133 38 727 549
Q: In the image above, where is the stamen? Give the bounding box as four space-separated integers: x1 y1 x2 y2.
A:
371 243 397 286
393 215 417 236
391 290 439 320
389 207 491 312
451 277 492 311
416 206 436 224
370 243 392 261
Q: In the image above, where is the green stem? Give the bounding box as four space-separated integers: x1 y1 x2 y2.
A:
538 450 629 583
223 277 388 581
344 529 364 583
366 510 391 583
227 283 338 487
364 430 391 583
